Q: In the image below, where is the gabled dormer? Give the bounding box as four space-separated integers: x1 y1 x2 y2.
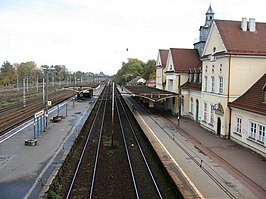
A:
156 49 169 68
165 50 175 73
156 49 169 90
201 21 226 59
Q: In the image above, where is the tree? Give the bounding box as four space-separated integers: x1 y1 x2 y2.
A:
143 59 156 80
0 61 15 85
17 61 37 82
113 58 156 85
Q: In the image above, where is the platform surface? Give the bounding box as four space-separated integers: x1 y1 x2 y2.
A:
121 86 266 199
0 86 103 199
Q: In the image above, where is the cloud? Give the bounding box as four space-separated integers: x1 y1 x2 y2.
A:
0 0 265 75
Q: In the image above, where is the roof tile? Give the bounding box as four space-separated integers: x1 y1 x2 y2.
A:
229 73 266 116
170 48 201 72
215 20 266 55
159 49 169 68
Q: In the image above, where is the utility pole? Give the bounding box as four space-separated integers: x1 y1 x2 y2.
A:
23 78 26 108
36 75 39 93
43 78 45 104
111 82 115 148
26 76 29 92
44 66 49 130
17 76 19 91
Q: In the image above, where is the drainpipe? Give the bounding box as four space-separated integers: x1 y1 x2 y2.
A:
228 106 232 139
227 55 232 139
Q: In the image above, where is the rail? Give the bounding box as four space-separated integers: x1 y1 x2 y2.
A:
115 86 163 199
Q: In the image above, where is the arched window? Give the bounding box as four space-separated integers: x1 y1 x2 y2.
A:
190 98 194 114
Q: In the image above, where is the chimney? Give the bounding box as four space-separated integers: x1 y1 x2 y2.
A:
248 18 256 32
241 17 247 31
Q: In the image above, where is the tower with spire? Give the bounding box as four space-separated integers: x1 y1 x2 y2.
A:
194 5 215 56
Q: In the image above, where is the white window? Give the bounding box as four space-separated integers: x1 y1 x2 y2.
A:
235 116 242 134
190 98 194 113
210 105 214 124
218 76 223 94
204 76 208 91
199 72 202 83
168 79 173 90
258 124 265 143
189 72 193 82
212 47 216 55
203 102 207 121
249 122 256 139
211 76 215 93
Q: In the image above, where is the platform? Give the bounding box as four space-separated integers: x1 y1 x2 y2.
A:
0 85 104 199
121 87 265 199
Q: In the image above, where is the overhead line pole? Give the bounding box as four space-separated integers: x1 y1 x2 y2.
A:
111 81 115 148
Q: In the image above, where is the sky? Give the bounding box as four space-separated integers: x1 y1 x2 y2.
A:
0 0 265 75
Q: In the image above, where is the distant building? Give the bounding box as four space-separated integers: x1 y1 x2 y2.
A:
127 76 146 85
165 48 201 114
146 79 156 87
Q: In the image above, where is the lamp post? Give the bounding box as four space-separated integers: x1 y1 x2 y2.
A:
23 77 26 108
177 74 181 128
111 82 114 148
42 66 53 130
45 66 49 130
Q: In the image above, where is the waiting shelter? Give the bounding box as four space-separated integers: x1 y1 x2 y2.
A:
124 86 179 114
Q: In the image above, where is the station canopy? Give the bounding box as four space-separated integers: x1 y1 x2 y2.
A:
124 86 178 102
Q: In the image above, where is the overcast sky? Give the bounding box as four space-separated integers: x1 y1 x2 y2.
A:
0 0 265 75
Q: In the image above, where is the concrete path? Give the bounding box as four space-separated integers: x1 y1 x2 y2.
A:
0 86 103 199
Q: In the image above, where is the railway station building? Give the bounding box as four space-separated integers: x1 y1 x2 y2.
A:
155 5 266 156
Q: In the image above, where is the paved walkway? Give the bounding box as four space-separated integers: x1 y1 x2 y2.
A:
0 86 103 199
121 88 266 199
175 116 266 197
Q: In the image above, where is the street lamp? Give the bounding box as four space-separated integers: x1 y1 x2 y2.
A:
177 74 181 128
42 66 54 130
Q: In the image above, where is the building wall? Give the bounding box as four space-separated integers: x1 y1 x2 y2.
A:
203 22 226 56
200 21 266 138
181 90 190 116
230 57 266 96
156 52 163 89
201 54 266 137
201 55 228 137
156 67 163 89
166 73 188 93
231 108 266 157
181 89 201 122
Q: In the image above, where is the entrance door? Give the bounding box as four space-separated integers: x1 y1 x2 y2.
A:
217 117 221 136
195 99 199 122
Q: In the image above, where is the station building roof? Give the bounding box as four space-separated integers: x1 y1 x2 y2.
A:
124 85 178 102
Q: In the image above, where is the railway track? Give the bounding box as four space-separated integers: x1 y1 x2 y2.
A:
65 84 109 198
115 87 163 199
137 101 266 199
49 83 178 198
0 89 75 135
